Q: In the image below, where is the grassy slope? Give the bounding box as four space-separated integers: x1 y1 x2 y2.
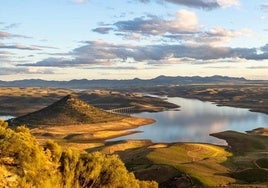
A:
9 95 125 127
211 131 268 185
96 141 235 186
147 143 235 186
96 129 268 187
0 87 179 116
31 117 155 147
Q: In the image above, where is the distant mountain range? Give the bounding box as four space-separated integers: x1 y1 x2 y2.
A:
0 75 260 89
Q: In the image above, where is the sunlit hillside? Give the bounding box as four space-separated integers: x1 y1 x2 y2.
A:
0 120 157 188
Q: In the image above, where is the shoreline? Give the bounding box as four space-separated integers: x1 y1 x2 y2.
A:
165 94 268 115
0 87 179 117
31 116 156 144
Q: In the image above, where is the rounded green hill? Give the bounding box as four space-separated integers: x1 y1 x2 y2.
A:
9 95 125 128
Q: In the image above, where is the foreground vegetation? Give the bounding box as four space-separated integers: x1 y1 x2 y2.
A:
1 121 267 187
0 120 157 188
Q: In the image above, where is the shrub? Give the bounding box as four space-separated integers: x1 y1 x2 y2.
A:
0 124 157 188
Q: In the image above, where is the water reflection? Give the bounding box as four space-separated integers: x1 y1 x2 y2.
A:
110 97 268 144
0 115 15 120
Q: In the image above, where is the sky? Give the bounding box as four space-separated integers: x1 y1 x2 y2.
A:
1 0 268 81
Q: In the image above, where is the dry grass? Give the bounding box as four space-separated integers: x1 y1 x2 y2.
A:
246 127 268 136
0 87 179 116
31 117 155 148
99 140 153 154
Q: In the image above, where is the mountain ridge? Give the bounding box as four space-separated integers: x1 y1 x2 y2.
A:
0 75 264 89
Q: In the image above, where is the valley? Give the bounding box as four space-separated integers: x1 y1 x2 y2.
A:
2 0 268 187
0 85 267 187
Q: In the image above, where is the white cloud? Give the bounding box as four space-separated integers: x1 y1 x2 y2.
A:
94 10 200 36
216 0 239 8
0 31 30 39
171 10 199 32
0 44 41 50
72 0 89 5
261 3 268 11
197 27 252 46
0 67 54 75
94 10 248 46
136 0 240 9
18 40 268 68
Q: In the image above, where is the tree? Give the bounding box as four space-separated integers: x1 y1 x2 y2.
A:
0 123 157 188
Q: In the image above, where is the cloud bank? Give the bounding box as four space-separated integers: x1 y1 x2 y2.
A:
18 40 268 68
0 67 54 75
261 3 268 11
0 31 30 39
136 0 239 9
93 10 250 46
0 44 40 51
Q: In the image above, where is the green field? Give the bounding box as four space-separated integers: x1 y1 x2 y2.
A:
147 143 235 186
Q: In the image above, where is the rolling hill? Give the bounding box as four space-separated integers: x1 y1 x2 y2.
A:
9 95 125 128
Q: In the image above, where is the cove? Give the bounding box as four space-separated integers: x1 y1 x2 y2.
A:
109 97 268 144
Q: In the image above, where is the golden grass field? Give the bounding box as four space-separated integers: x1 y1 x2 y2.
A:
31 117 155 147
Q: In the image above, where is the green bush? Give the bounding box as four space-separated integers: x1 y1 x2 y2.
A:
0 122 157 188
231 168 268 183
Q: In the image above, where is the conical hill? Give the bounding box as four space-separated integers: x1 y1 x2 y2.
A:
9 95 125 127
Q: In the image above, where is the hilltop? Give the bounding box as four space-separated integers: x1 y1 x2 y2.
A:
9 95 125 127
0 88 179 116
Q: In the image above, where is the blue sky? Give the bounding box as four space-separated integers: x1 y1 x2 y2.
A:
1 0 268 80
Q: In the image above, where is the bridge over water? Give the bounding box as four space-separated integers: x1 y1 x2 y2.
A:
105 106 136 116
93 103 136 116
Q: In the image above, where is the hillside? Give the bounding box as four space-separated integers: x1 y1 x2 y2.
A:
0 121 157 188
9 95 125 127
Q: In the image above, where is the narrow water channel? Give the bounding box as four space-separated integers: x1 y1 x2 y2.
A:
0 115 15 121
109 97 268 144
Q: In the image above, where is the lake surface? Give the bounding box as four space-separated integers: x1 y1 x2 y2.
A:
0 115 15 120
109 97 268 144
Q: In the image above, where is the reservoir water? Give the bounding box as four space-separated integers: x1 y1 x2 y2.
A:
110 97 268 144
0 115 15 120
